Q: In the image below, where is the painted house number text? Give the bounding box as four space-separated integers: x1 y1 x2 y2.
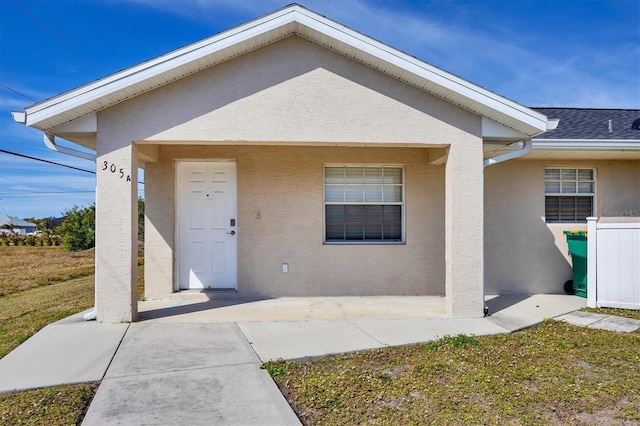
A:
102 161 131 182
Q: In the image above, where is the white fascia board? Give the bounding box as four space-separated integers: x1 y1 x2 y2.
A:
22 4 547 134
532 139 640 150
24 8 300 126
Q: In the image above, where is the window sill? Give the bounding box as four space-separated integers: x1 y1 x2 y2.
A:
323 241 405 245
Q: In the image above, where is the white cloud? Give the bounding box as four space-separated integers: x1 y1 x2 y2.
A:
108 0 638 108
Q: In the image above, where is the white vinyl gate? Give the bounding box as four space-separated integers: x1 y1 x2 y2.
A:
587 217 640 309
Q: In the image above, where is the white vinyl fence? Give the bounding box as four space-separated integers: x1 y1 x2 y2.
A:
587 217 640 309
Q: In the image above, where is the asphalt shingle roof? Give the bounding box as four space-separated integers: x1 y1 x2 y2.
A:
532 108 640 140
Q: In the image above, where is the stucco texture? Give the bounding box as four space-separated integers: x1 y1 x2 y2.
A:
145 146 445 298
98 36 478 146
97 34 486 316
484 159 640 294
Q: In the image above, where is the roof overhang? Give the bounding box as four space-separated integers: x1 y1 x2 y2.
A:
12 4 550 140
531 139 640 151
484 137 640 161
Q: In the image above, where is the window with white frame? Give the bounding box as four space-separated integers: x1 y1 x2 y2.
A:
545 168 595 222
324 166 404 243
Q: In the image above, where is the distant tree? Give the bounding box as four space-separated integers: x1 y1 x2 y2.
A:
138 197 145 243
57 199 143 252
58 205 95 251
24 217 53 233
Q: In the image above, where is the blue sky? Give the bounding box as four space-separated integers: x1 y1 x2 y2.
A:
1 0 638 219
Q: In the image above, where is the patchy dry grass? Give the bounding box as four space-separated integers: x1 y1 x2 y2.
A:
0 246 94 297
0 246 144 358
266 321 640 425
0 383 99 425
0 275 95 358
0 246 145 424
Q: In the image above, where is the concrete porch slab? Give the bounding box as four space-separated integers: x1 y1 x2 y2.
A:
138 296 447 323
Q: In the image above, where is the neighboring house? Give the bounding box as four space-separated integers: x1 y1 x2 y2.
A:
10 5 639 322
0 215 37 235
484 109 640 295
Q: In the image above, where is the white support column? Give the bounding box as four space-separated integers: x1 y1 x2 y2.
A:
586 217 598 308
95 140 139 323
445 141 484 318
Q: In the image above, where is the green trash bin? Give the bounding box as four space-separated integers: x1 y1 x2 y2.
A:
563 230 588 298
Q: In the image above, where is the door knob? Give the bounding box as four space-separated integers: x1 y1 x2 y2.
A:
227 230 236 235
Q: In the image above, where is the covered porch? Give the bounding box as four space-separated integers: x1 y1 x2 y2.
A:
11 5 553 323
125 142 486 322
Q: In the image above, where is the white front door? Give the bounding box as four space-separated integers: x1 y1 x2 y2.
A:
177 162 237 290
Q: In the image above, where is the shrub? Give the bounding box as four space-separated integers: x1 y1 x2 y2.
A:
58 205 95 251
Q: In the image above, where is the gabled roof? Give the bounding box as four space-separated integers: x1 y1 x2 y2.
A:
12 4 550 138
533 108 640 140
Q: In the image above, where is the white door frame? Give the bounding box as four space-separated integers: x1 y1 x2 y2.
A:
175 160 238 291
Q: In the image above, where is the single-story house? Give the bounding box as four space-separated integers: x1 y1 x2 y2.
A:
484 108 640 295
11 5 640 322
0 215 37 235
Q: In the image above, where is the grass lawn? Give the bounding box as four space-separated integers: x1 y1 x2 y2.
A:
0 246 94 297
3 245 639 424
0 246 144 425
265 320 640 425
0 383 99 426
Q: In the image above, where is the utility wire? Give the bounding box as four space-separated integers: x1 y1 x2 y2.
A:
0 83 37 102
0 149 145 184
0 191 95 195
9 0 108 75
1 190 145 197
0 149 95 174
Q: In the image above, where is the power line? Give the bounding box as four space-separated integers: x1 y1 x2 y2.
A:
0 191 95 195
0 149 145 184
9 0 108 75
0 149 95 174
0 83 37 102
0 189 145 197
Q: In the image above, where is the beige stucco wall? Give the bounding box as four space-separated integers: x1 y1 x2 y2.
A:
95 132 139 322
484 159 640 294
99 36 479 145
98 34 486 317
145 146 446 298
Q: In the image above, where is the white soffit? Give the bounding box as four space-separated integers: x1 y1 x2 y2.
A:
50 113 97 133
532 139 640 150
481 118 527 139
18 4 548 136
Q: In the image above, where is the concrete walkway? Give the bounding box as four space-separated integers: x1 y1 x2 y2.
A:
557 310 640 332
82 323 299 425
0 294 594 425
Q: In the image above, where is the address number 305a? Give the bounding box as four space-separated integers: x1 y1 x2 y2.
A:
101 161 131 182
